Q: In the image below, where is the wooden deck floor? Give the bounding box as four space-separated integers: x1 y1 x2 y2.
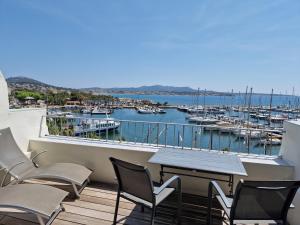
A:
0 181 225 225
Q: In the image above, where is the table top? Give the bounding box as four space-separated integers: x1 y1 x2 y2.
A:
148 148 248 176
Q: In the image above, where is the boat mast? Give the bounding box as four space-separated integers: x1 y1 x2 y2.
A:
196 88 200 117
247 87 253 127
244 86 248 120
204 89 207 117
269 89 274 127
230 89 234 117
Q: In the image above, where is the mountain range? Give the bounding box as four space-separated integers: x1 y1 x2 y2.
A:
6 76 202 95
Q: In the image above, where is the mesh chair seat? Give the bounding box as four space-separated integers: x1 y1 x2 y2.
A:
207 180 300 225
110 157 181 225
122 187 175 208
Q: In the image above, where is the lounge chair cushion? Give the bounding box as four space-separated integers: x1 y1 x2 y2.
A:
20 163 92 186
122 187 175 208
0 184 68 217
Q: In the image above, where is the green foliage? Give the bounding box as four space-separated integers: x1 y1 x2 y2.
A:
47 118 74 136
14 90 44 101
11 88 116 106
222 147 230 152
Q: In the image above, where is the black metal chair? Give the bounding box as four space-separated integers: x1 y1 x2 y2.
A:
207 180 300 225
110 157 182 225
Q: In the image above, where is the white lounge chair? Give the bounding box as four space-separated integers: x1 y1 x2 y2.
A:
0 127 92 198
0 183 68 225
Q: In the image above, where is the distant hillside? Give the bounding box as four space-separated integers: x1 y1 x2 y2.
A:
110 85 196 92
81 85 198 94
6 76 230 96
6 76 75 93
7 76 50 86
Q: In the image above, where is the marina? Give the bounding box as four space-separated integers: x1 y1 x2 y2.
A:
45 91 300 157
47 100 295 156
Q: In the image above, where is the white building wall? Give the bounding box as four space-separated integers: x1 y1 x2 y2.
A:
280 120 300 224
0 71 47 152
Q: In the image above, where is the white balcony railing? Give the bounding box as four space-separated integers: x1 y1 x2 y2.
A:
42 115 283 156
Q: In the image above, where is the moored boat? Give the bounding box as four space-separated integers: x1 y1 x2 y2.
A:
137 108 154 114
91 108 112 115
74 118 120 136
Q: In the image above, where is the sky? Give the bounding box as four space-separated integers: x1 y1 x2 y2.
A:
0 0 300 94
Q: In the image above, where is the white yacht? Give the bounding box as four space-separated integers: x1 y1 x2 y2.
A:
154 108 166 114
91 108 112 115
74 118 120 136
233 129 266 139
188 116 219 125
137 108 154 114
270 114 288 123
258 138 282 146
81 108 91 114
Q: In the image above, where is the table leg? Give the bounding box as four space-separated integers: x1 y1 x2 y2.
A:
160 165 164 184
229 175 234 196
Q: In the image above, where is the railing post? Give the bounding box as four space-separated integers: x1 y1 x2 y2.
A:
173 125 176 147
39 115 44 138
182 125 185 149
270 132 273 155
157 123 159 146
135 122 137 144
165 124 168 147
209 129 213 150
228 129 232 152
199 127 203 149
238 129 241 152
119 121 123 143
147 123 150 144
141 122 144 144
99 120 101 141
60 117 63 136
106 119 109 141
247 130 251 154
191 126 194 149
113 121 116 142
218 129 221 151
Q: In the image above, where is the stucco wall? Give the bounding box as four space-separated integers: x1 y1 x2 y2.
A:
0 71 47 152
280 120 300 225
29 138 293 194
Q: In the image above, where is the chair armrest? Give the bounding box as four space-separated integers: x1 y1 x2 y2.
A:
31 150 47 167
1 161 25 187
209 181 232 208
154 175 181 195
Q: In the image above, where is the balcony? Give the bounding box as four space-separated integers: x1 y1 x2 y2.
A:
0 180 227 225
0 76 299 225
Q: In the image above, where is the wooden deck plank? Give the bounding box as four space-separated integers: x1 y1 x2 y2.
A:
0 216 38 225
0 181 225 225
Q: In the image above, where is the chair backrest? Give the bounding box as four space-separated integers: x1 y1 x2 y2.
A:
231 180 300 221
0 127 35 178
110 157 154 203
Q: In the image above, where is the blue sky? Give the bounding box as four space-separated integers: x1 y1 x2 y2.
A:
0 0 299 93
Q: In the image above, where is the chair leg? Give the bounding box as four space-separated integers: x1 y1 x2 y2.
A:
71 182 80 198
150 206 156 225
207 182 213 225
113 191 121 225
37 215 45 225
177 186 182 224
